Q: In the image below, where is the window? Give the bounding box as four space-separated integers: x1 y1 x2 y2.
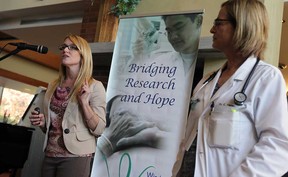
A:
0 87 34 125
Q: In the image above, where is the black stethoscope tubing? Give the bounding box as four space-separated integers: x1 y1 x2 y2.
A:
202 58 260 106
239 58 260 94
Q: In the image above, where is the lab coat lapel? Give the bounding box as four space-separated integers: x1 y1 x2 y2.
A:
210 75 234 102
205 70 222 103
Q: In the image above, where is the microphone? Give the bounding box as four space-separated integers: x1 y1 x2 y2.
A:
9 42 48 54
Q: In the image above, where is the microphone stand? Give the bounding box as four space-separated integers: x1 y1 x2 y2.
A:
0 48 22 61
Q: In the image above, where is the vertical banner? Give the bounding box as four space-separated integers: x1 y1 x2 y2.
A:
91 11 203 177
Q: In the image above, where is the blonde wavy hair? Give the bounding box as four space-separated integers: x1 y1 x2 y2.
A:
53 34 93 101
222 0 269 59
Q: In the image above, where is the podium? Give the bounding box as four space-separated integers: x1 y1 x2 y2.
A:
0 123 34 176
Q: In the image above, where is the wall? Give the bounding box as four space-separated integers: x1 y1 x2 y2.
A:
1 54 58 84
263 0 284 66
280 3 288 91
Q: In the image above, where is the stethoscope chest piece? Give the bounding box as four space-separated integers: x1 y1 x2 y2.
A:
234 92 247 105
233 58 260 106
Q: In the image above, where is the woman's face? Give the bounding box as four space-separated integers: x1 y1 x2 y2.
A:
210 6 235 53
60 38 81 67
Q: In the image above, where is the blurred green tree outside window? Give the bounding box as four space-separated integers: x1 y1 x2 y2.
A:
0 87 34 125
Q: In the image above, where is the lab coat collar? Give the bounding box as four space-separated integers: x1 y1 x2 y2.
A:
225 55 258 81
210 56 258 101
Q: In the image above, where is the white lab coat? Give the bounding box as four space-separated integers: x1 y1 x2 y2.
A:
183 56 288 177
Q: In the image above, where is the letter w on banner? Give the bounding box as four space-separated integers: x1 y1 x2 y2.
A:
91 10 204 177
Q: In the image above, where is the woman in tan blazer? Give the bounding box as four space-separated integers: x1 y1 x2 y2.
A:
29 34 106 177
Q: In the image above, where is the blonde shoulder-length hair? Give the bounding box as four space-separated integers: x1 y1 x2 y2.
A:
52 34 94 101
222 0 269 59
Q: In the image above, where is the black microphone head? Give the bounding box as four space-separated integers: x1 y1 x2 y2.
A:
39 46 48 54
9 42 48 54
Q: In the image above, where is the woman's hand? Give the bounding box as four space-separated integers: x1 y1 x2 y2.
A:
77 79 91 105
29 107 45 127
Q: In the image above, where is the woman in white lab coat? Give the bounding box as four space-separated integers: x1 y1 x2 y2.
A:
180 0 288 176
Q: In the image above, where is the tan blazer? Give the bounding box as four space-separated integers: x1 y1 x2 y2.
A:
42 79 106 155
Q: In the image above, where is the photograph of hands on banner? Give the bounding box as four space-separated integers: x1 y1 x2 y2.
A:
91 12 203 177
97 95 168 157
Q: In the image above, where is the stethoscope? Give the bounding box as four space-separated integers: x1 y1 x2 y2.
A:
200 58 260 106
